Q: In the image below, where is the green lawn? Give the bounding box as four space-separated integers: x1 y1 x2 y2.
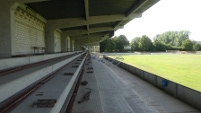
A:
109 54 201 92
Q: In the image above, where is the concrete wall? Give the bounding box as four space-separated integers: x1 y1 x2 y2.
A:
0 1 82 58
0 2 47 58
0 52 79 71
104 56 201 110
13 8 45 55
61 36 70 52
0 1 14 58
67 37 70 51
54 30 62 52
70 39 74 51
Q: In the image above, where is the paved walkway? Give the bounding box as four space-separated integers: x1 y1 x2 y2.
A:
73 57 201 113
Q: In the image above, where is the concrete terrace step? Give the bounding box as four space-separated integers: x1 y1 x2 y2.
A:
0 52 81 71
10 53 87 113
0 53 84 103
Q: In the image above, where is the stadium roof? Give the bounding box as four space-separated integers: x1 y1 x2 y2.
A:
23 0 159 45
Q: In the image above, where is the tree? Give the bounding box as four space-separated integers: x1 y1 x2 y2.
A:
182 39 193 51
175 30 190 47
105 38 116 52
153 40 167 51
194 43 201 51
100 35 129 52
130 37 140 51
138 35 152 51
113 35 129 52
100 38 116 52
153 30 190 47
100 40 106 52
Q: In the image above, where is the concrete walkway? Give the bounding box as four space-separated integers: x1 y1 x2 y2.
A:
73 57 201 113
72 58 103 113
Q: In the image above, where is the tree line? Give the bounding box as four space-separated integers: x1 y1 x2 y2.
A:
100 30 201 52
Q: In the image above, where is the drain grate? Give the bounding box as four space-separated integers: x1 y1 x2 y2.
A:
64 72 74 76
87 67 93 70
81 81 88 86
33 99 57 108
36 92 43 96
71 65 79 68
87 71 93 73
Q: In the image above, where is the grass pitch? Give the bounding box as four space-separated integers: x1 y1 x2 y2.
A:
109 54 201 92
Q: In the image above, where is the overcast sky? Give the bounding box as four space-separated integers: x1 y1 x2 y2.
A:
115 0 201 42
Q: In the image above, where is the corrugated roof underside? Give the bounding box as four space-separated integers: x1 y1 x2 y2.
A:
27 1 85 20
89 22 115 28
135 0 159 13
89 0 138 16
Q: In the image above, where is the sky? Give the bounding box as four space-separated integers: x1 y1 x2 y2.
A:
115 0 201 42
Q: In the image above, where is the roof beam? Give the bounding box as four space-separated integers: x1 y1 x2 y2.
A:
80 41 101 46
86 25 89 36
112 0 147 30
71 32 106 40
126 0 149 17
84 0 89 37
83 42 99 46
113 13 142 29
84 0 89 20
47 14 140 29
19 0 50 3
75 37 101 41
75 37 103 44
63 27 114 36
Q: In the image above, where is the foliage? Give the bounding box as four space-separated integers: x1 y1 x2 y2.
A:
193 43 201 51
182 39 194 51
138 35 153 51
130 35 153 51
100 30 198 52
129 32 190 52
100 38 116 52
100 35 129 52
153 30 190 47
130 37 140 51
113 35 129 52
153 40 167 51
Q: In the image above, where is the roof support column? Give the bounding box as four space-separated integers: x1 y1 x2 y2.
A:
74 42 76 51
45 28 62 53
74 42 80 51
46 18 72 53
61 34 66 52
70 39 74 51
45 23 57 53
84 0 89 37
0 1 17 58
61 34 71 53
